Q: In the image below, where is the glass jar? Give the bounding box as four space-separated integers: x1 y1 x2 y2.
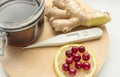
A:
0 0 45 50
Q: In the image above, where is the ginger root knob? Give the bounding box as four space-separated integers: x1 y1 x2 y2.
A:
45 0 111 33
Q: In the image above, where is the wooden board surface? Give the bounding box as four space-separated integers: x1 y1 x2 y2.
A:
1 0 109 77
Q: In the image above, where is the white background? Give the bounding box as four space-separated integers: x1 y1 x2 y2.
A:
83 0 120 77
0 0 120 77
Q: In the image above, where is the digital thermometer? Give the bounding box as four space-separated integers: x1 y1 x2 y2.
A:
23 27 103 49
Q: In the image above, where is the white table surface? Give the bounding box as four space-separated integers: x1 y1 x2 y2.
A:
83 0 120 77
0 0 119 77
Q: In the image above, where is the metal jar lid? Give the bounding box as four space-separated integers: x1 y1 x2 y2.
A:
0 0 45 32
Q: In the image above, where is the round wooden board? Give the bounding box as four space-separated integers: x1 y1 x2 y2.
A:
1 20 109 77
1 0 109 77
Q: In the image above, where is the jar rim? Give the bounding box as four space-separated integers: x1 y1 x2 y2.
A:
0 0 45 32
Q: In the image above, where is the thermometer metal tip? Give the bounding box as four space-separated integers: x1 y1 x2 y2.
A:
23 27 103 49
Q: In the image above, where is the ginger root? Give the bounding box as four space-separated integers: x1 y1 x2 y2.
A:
45 0 111 33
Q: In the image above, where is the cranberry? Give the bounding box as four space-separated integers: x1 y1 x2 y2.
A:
73 54 81 62
71 46 79 53
82 53 90 61
65 50 72 57
66 58 73 64
75 61 83 69
69 68 76 76
62 63 69 71
79 46 85 53
83 62 91 70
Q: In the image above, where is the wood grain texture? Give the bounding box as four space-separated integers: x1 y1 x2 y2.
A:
1 0 109 77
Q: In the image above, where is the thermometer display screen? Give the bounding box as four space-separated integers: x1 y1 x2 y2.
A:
66 33 80 40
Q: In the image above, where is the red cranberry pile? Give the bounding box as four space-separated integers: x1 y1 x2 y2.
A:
62 46 91 76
